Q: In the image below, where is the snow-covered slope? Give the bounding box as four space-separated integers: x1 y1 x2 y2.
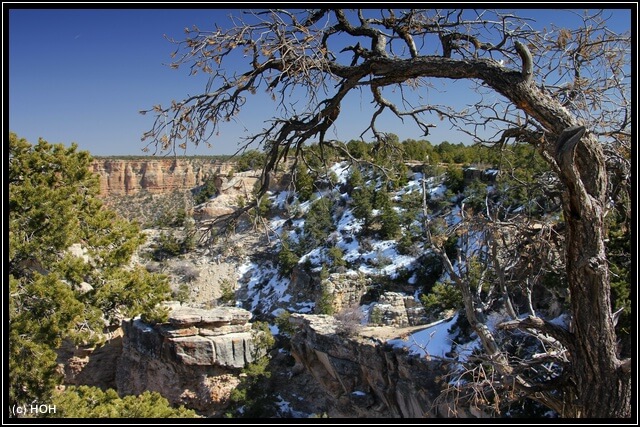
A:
236 161 450 319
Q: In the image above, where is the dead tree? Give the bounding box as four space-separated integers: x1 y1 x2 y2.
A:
142 9 631 418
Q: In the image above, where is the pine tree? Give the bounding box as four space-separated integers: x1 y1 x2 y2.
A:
48 386 199 418
346 166 364 195
8 133 171 407
302 197 335 248
351 184 374 232
378 202 401 240
294 163 314 201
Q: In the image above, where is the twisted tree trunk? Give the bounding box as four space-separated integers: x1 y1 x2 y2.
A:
143 9 631 416
550 128 631 417
409 51 632 418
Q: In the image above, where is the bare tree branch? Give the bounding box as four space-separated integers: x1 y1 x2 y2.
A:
141 8 631 417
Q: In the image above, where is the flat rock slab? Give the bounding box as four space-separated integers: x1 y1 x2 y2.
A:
168 306 252 328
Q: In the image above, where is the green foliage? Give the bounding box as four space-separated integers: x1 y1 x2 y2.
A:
370 185 389 210
48 386 199 418
316 282 336 315
236 149 266 172
466 257 492 293
225 358 276 418
255 195 273 218
8 134 171 406
401 138 434 162
399 190 425 222
389 161 410 190
485 143 554 218
420 281 463 318
369 134 405 176
225 322 277 418
151 230 194 260
378 201 401 240
319 264 330 281
463 179 488 213
10 135 100 269
140 304 170 325
606 211 631 357
444 166 465 194
327 170 340 187
277 233 300 277
397 230 421 256
9 320 62 407
304 142 340 170
106 190 193 229
327 245 346 269
293 163 315 201
353 185 401 239
218 279 237 306
345 139 371 160
346 166 364 194
368 306 384 325
351 183 374 232
155 206 188 228
443 233 459 261
193 174 220 205
154 231 182 258
434 141 472 164
93 266 170 325
251 320 276 357
274 310 297 337
301 197 335 249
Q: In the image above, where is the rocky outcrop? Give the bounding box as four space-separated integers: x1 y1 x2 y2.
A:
90 158 235 196
370 292 428 327
56 332 123 390
192 171 261 220
320 272 370 314
288 313 444 418
116 305 260 414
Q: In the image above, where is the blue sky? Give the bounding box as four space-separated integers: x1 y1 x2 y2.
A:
7 7 632 156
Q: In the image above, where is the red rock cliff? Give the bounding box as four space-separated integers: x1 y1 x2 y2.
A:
90 158 235 196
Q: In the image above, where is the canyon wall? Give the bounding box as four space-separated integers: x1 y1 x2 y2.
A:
288 313 445 418
90 158 236 196
288 313 487 418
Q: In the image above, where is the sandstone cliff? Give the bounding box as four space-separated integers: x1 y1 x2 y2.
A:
288 313 445 418
90 158 235 196
116 305 260 415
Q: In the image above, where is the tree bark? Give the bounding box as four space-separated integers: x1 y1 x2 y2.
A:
387 55 633 418
551 130 631 418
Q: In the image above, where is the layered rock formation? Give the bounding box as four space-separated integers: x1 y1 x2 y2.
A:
90 158 235 196
370 292 428 327
321 272 370 314
288 313 445 418
116 305 259 414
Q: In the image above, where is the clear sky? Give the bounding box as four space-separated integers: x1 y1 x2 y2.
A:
7 6 632 156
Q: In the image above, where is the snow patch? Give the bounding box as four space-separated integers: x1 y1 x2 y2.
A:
388 314 459 358
330 161 351 184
